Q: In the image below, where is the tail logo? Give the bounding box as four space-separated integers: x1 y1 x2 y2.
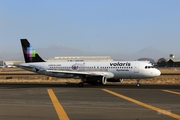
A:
25 45 37 61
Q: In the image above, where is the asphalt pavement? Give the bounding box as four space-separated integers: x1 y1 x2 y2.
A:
0 83 179 120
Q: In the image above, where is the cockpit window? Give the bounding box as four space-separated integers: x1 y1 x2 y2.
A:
145 66 154 69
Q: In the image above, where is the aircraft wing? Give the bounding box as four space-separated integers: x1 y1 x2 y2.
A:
46 70 114 78
46 70 89 75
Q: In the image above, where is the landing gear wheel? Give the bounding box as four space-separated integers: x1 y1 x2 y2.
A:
136 79 141 87
78 82 84 87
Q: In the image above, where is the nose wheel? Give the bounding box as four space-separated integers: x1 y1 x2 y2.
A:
136 79 141 87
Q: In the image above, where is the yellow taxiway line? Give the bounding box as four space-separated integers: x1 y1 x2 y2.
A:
47 89 70 120
162 90 180 95
102 89 180 120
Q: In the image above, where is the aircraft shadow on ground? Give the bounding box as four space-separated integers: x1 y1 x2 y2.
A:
0 83 179 89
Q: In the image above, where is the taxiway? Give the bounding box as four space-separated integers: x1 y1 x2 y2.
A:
0 83 179 120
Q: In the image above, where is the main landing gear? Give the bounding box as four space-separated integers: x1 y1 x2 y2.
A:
78 82 84 87
136 79 141 87
78 78 85 87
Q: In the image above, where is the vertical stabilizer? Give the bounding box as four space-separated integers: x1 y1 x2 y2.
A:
20 39 45 63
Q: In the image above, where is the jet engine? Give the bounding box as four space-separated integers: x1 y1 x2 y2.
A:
85 76 107 85
102 76 107 84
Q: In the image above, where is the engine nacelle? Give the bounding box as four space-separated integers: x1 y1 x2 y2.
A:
84 76 107 85
102 76 107 84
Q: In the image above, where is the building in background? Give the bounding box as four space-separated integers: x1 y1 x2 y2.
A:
157 54 180 67
47 56 113 62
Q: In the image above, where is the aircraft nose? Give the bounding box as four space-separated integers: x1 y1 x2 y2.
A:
156 69 161 76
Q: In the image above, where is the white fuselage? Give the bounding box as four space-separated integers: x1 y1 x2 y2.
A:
19 61 161 79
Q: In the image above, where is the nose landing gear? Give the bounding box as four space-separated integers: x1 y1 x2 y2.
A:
136 79 141 87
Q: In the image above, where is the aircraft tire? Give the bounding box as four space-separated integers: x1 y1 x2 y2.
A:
137 83 141 87
78 82 84 87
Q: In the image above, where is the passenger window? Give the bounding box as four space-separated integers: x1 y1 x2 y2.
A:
145 66 147 69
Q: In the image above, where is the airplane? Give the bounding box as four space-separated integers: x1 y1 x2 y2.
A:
18 39 161 87
0 61 6 68
4 62 16 68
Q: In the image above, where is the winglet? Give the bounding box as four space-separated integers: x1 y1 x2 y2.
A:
20 39 45 63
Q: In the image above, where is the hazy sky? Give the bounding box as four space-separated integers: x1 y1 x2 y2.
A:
0 0 180 56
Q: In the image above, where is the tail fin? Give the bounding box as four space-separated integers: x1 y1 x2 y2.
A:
20 39 45 63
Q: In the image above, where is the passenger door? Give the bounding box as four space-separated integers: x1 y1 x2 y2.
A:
134 63 139 73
